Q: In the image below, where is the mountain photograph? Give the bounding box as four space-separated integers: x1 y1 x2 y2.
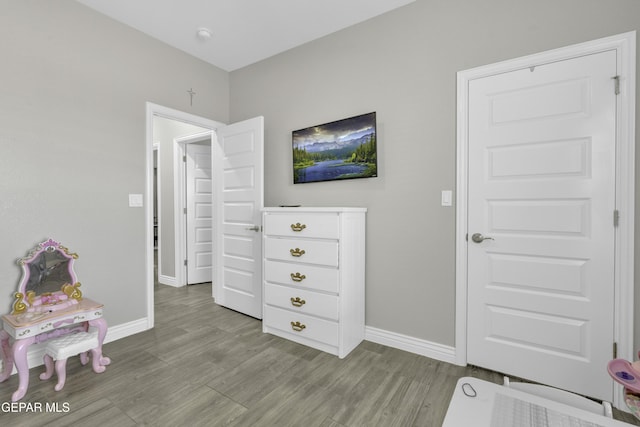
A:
292 112 377 184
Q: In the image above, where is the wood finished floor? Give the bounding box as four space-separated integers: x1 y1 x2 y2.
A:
1 282 638 426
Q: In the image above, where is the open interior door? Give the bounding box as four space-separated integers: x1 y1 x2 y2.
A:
185 141 213 285
212 116 264 318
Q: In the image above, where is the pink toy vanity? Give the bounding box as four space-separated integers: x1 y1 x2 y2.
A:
608 354 640 420
0 239 110 401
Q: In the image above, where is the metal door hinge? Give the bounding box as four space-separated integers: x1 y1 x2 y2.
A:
614 210 619 227
183 155 187 162
613 76 620 95
184 259 188 266
613 342 618 359
184 207 187 214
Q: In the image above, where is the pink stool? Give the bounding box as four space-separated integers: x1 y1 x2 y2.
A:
40 331 103 391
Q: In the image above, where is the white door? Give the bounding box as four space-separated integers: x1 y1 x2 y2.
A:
213 116 264 318
186 142 213 284
467 51 617 401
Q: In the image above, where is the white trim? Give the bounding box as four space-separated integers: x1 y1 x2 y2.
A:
211 130 221 301
455 32 636 408
154 142 163 287
145 104 156 330
611 31 636 411
145 103 224 330
173 137 186 287
104 318 150 343
158 274 179 287
174 132 213 287
365 326 457 364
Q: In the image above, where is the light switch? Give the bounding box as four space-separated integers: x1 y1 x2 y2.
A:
441 190 452 207
129 194 143 207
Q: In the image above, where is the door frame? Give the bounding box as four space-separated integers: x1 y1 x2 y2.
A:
145 102 224 328
174 132 213 287
455 32 635 406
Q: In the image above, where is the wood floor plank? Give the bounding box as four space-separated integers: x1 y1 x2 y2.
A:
227 375 343 427
207 346 302 408
373 378 432 427
1 281 638 426
47 398 137 427
129 384 247 426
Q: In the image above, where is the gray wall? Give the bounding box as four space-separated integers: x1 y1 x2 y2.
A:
0 0 228 326
2 0 640 354
229 0 640 347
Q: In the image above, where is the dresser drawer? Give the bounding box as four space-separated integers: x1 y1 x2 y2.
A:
263 305 338 347
264 237 338 267
264 260 339 293
264 283 339 320
264 213 339 239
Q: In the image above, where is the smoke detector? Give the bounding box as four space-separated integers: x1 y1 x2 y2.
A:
196 27 212 41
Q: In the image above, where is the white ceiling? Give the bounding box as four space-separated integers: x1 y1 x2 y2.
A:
76 0 415 71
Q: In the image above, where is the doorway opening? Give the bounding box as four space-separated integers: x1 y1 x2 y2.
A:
145 103 224 329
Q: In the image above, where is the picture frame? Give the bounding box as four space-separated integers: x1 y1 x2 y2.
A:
292 112 377 184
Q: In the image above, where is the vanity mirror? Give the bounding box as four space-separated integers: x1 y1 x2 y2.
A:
12 238 83 315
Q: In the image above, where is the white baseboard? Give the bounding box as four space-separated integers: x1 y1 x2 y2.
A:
365 325 459 365
103 317 150 344
0 317 151 376
158 274 180 287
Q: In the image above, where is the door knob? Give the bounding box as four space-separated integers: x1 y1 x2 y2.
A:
245 225 260 232
471 233 494 243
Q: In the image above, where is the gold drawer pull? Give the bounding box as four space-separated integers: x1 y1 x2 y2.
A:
290 248 305 257
290 223 306 232
291 321 306 332
290 297 306 307
290 272 306 282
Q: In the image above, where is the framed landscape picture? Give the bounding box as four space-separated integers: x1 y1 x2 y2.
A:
292 112 377 184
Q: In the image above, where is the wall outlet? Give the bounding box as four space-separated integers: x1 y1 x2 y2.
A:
129 194 143 207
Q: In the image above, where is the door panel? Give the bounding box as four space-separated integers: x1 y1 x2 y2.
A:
186 142 213 284
213 117 264 319
467 50 616 401
488 138 590 179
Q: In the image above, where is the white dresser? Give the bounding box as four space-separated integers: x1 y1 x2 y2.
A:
262 207 366 358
